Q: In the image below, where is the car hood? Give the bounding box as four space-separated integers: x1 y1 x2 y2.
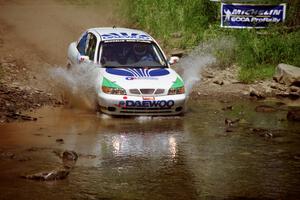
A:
100 67 181 91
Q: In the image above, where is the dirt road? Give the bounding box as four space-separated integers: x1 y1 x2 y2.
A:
0 0 125 84
0 0 126 121
0 0 124 63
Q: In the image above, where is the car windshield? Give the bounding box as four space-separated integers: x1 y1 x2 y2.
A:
99 41 167 68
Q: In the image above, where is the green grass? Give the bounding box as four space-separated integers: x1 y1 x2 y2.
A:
122 0 300 82
122 0 217 49
238 65 275 83
231 28 300 82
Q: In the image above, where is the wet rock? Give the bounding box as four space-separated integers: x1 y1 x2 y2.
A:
270 82 287 91
250 128 273 138
0 151 15 159
287 109 300 121
21 169 70 181
225 127 234 132
22 150 78 181
0 83 58 123
276 91 290 97
213 78 224 85
249 87 265 99
290 86 300 93
56 138 64 144
289 92 300 99
255 105 277 112
289 86 300 98
62 150 78 169
5 112 37 121
273 63 300 86
225 118 240 127
249 127 284 138
294 154 300 160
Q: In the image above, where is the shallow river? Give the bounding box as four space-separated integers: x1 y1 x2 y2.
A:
0 98 300 200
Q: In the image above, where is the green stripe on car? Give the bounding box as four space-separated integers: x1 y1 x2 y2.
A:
102 77 122 88
171 77 184 88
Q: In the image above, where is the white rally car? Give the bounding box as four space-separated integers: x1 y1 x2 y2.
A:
67 27 186 115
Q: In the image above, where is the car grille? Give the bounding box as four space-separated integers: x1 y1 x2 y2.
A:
129 89 165 96
140 89 155 94
129 89 141 95
154 89 165 94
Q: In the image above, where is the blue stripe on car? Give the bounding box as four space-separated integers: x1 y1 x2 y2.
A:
106 68 170 77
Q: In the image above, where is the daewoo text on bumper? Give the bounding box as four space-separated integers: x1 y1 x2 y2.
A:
98 93 186 116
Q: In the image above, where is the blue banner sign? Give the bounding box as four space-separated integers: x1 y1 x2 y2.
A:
221 3 286 28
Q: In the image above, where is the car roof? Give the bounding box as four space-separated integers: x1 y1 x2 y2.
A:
88 27 154 42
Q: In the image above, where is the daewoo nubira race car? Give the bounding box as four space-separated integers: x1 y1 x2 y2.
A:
67 27 186 115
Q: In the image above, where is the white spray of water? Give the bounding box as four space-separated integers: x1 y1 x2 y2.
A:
177 37 236 95
179 53 215 95
97 112 112 119
49 63 101 110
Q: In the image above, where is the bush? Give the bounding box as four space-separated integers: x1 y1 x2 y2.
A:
123 0 217 49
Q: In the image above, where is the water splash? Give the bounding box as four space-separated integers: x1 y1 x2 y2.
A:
177 37 235 96
179 53 215 95
49 63 101 110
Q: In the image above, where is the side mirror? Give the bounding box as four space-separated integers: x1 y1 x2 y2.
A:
168 56 180 65
78 55 90 64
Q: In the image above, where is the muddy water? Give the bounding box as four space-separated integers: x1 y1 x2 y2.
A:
0 99 300 200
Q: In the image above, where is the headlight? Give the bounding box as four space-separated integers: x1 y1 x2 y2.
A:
102 86 127 95
168 86 185 95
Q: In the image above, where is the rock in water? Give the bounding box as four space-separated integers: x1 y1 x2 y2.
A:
21 150 78 181
22 169 70 181
62 150 78 169
255 105 277 112
287 109 300 121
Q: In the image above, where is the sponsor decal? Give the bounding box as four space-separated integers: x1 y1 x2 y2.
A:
221 3 286 28
125 77 158 80
106 68 170 77
125 77 135 80
101 32 151 41
116 100 175 108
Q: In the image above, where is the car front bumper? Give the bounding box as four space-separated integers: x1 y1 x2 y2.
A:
98 93 186 116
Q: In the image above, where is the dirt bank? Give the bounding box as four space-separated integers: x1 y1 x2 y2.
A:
190 65 299 100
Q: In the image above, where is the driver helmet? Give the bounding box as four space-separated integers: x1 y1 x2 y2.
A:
133 43 147 56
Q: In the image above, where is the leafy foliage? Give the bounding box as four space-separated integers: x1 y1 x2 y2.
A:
123 0 299 82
